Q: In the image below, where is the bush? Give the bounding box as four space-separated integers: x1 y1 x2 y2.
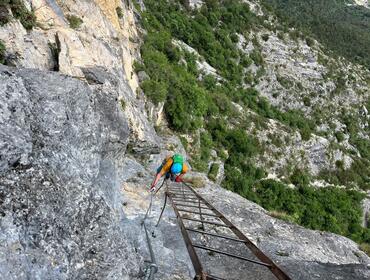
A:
0 40 5 64
66 14 83 29
360 243 370 256
303 96 311 106
1 0 37 30
277 75 293 89
141 79 167 104
290 169 310 187
0 3 11 26
116 7 124 19
250 179 368 243
262 34 269 41
305 37 315 47
250 49 264 66
269 210 297 223
335 131 345 142
208 163 220 182
261 0 370 70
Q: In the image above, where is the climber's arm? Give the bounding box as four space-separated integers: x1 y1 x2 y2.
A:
150 159 173 189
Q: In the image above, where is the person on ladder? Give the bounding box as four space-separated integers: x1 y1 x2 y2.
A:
150 153 189 192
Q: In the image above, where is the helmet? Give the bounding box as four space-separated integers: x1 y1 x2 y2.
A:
171 163 182 174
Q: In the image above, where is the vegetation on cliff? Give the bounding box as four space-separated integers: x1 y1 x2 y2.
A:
137 0 369 250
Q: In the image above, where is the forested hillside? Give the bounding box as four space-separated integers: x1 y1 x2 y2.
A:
262 0 370 69
135 0 370 253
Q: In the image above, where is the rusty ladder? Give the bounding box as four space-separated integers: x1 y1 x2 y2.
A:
158 182 291 280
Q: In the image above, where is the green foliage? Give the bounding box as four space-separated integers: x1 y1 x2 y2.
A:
0 0 36 30
360 243 370 256
116 7 124 19
141 79 168 104
138 0 369 248
305 37 314 47
179 136 188 151
261 34 269 41
119 99 126 111
208 163 220 181
290 169 310 187
276 75 293 89
66 14 83 29
143 0 261 85
0 2 11 26
335 131 345 143
250 49 264 66
262 0 370 70
319 157 370 191
249 179 369 243
0 40 5 64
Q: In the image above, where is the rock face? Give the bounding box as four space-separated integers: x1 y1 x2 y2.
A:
1 1 370 280
0 65 142 279
197 183 370 280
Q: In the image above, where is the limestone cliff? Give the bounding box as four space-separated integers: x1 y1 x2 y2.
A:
0 1 370 280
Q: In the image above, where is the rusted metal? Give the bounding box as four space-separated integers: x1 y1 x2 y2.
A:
181 182 292 280
170 191 204 277
174 203 212 210
181 217 231 227
177 209 220 218
166 182 292 280
193 244 271 267
185 227 247 243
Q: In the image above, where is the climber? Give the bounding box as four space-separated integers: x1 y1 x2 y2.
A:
150 153 188 192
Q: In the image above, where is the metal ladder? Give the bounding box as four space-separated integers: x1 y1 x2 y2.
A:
158 182 292 280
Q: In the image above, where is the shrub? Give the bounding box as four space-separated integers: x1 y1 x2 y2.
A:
230 33 239 43
119 99 126 111
269 210 297 223
277 75 293 89
66 14 83 29
0 0 37 30
186 176 205 188
335 131 345 143
305 37 315 47
359 243 370 256
0 3 11 26
0 40 5 64
250 49 264 66
116 7 124 19
261 34 269 41
290 168 310 187
208 163 220 182
303 96 311 106
141 79 167 104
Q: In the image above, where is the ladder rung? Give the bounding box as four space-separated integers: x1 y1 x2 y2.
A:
181 217 229 227
193 244 272 267
185 227 247 243
178 209 220 217
174 203 212 210
206 274 227 280
169 193 198 198
172 198 206 204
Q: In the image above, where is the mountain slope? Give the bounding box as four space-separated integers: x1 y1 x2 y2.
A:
0 0 369 279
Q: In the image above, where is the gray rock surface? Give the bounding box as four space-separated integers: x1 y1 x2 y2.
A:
197 183 370 280
0 65 142 279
